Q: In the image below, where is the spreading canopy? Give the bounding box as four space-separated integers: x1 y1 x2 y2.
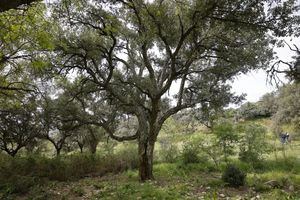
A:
49 0 299 180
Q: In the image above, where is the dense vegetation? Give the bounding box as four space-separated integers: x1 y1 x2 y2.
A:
0 0 300 199
1 113 300 199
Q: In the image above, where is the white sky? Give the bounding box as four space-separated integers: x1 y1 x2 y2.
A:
231 69 277 103
231 37 300 103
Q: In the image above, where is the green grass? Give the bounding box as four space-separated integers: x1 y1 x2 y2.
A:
1 118 300 199
1 160 300 199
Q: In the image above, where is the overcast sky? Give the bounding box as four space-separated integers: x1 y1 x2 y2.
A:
231 0 300 104
231 36 300 104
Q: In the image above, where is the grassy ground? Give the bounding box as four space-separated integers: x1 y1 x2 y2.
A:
3 161 299 200
1 118 300 199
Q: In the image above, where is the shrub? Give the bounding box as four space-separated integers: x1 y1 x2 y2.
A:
0 175 37 194
71 186 85 197
213 120 239 162
222 164 246 187
66 154 98 178
159 142 179 163
181 143 199 164
238 102 270 120
238 123 271 168
0 146 141 195
112 143 139 171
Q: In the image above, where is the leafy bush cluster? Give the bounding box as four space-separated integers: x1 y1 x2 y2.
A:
0 146 139 195
237 102 272 120
158 137 180 163
238 124 270 164
181 143 201 164
222 165 246 187
178 121 270 169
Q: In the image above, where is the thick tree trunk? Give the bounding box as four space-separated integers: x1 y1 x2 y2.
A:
138 139 155 181
136 104 160 181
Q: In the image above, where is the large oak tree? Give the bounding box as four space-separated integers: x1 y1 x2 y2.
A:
51 0 299 180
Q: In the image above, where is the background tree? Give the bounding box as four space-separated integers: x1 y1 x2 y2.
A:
273 82 300 133
213 120 239 162
85 126 105 154
173 110 198 134
39 92 84 156
238 123 270 165
51 0 299 180
238 102 264 120
0 95 40 156
257 92 278 117
268 43 300 84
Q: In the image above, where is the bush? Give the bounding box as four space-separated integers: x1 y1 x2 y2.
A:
159 142 179 163
213 120 239 162
112 143 139 172
181 143 199 164
0 146 140 195
0 175 37 194
222 164 246 187
238 123 269 164
238 102 270 120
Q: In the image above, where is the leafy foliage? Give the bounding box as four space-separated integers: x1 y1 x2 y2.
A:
48 0 299 180
238 123 270 164
0 96 40 156
181 143 200 164
213 120 239 162
0 0 299 182
237 102 271 120
273 83 300 132
0 3 53 96
222 164 246 187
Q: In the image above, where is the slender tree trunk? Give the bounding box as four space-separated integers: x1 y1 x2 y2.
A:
282 144 286 160
55 147 61 156
89 142 98 154
77 142 84 153
273 137 278 161
88 129 99 154
138 138 155 181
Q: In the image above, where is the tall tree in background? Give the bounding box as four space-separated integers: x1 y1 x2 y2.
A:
273 83 300 132
51 0 299 180
39 92 85 156
0 94 40 156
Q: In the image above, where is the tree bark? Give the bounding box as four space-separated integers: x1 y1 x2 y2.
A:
79 145 83 153
77 142 84 153
8 150 18 157
138 138 155 181
55 146 61 156
89 143 97 154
